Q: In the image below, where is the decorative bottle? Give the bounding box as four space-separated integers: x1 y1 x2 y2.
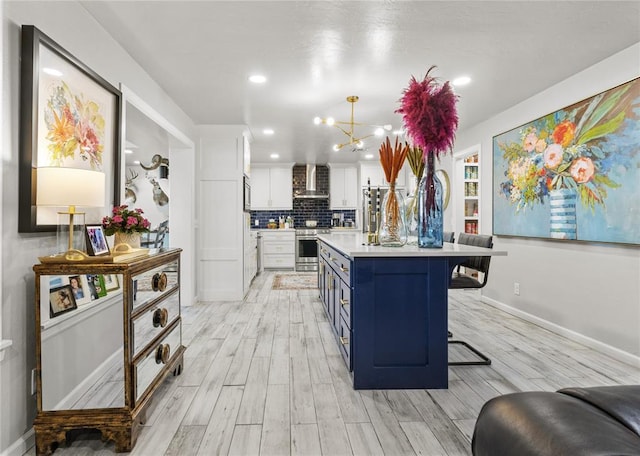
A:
418 153 443 248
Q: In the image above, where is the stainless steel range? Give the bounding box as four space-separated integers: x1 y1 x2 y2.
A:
295 228 330 272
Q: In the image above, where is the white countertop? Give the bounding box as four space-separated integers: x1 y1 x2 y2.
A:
318 232 508 258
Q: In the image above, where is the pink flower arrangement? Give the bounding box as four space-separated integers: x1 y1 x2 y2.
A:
396 66 459 159
102 205 150 235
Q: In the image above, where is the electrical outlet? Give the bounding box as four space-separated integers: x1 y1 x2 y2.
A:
255 219 259 226
514 282 520 296
31 368 36 395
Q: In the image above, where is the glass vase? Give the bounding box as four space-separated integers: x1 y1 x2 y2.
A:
378 183 407 247
418 154 443 248
405 175 421 245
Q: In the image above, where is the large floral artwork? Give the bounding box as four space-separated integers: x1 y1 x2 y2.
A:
19 26 120 232
44 81 106 170
493 78 640 245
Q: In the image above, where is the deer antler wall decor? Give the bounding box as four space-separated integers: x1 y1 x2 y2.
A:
139 154 169 171
124 169 138 204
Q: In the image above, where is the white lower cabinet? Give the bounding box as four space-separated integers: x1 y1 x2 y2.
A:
261 230 295 270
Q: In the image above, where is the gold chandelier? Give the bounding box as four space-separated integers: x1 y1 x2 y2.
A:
314 96 392 151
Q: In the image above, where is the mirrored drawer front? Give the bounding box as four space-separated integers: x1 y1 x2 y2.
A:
135 322 181 402
132 260 178 311
132 290 180 355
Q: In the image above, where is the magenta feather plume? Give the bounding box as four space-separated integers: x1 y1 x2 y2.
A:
396 66 459 159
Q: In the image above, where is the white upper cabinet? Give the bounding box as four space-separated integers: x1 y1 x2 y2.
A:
360 161 407 188
329 165 358 209
251 164 293 210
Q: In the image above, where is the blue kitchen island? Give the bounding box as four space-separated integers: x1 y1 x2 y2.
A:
317 232 506 390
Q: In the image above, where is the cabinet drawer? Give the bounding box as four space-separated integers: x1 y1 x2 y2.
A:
338 316 351 370
263 241 294 255
134 321 181 403
325 244 351 285
132 290 180 355
263 254 295 269
338 279 351 326
132 260 179 311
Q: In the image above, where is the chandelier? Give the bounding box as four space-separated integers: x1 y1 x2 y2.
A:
314 96 392 151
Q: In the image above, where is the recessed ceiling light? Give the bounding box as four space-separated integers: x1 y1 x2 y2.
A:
452 76 471 86
249 74 267 84
364 154 374 159
270 153 279 159
133 160 140 165
43 67 62 77
393 129 404 136
125 149 133 154
263 128 274 135
374 128 384 136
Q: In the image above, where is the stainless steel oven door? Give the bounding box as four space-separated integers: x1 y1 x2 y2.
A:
295 235 318 271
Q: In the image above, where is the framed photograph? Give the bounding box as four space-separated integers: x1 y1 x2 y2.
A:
86 274 107 300
104 274 120 292
68 275 91 305
85 225 110 256
49 284 77 318
18 25 121 233
493 77 640 245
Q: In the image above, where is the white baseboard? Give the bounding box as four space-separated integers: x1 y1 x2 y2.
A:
482 295 640 368
2 428 34 456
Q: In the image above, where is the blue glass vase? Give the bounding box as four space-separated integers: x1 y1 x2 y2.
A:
418 153 443 248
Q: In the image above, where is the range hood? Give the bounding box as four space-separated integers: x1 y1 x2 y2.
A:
293 164 329 199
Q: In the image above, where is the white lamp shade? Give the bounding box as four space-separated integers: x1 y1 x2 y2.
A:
36 167 106 207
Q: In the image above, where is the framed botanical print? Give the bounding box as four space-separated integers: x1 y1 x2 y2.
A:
18 25 121 233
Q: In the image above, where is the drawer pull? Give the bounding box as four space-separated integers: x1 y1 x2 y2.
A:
153 308 169 328
156 343 171 364
339 336 349 346
152 272 168 292
340 298 349 306
331 257 338 263
340 266 349 273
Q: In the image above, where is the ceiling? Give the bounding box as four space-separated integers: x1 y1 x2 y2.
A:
80 1 640 165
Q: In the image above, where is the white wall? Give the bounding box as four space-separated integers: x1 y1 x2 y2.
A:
454 43 640 362
1 2 196 454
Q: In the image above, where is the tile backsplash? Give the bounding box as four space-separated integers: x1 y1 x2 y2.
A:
251 199 355 229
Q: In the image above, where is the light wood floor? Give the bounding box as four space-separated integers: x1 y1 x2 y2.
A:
29 271 640 456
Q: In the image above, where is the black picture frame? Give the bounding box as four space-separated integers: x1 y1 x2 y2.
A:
85 225 110 256
19 25 121 233
49 284 77 318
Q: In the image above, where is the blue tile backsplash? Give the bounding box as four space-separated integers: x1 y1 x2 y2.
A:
251 206 355 229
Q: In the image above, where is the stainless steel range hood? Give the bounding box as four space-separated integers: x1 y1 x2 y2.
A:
293 164 329 199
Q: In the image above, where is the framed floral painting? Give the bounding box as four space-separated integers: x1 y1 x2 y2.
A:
18 25 121 233
493 78 640 245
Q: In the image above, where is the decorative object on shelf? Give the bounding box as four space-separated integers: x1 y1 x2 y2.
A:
314 96 392 152
405 146 425 244
49 284 77 318
36 167 106 261
494 77 640 245
102 205 150 250
140 153 169 178
377 137 408 246
397 66 459 248
18 25 120 233
85 225 110 256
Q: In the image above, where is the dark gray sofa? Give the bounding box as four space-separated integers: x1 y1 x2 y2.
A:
472 385 640 455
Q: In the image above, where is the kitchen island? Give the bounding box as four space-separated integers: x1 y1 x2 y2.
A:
317 231 506 389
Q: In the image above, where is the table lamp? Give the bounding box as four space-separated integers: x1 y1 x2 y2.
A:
36 167 106 261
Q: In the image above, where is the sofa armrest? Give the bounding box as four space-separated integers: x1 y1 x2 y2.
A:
559 385 640 437
472 391 640 456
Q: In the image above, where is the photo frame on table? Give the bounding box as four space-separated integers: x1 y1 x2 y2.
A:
68 275 90 305
85 225 110 256
493 77 640 245
18 25 121 233
103 274 120 292
49 284 77 318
